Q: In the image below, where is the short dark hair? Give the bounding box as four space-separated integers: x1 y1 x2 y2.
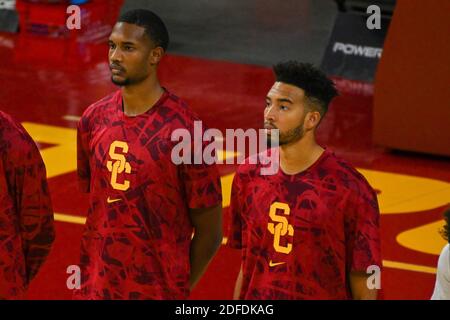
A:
118 9 169 51
441 206 450 243
273 61 338 115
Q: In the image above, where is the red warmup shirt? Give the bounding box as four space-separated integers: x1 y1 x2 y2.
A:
75 89 222 300
0 111 55 299
228 149 381 299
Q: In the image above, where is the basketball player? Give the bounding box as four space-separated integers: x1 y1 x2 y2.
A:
431 207 450 300
75 10 223 299
228 61 381 299
0 110 55 299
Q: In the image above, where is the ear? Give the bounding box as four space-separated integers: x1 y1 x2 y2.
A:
304 110 322 130
149 47 165 65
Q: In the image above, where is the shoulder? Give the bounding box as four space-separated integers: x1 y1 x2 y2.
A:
79 91 119 128
436 244 450 287
162 91 202 129
234 149 278 182
0 111 40 163
324 150 376 197
0 110 18 133
438 244 450 268
0 110 33 145
0 110 21 131
235 162 259 178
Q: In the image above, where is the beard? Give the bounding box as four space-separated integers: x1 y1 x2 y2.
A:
111 76 130 86
279 124 305 146
266 123 305 147
110 71 148 87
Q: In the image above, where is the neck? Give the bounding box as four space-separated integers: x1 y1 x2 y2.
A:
121 72 164 116
279 134 324 175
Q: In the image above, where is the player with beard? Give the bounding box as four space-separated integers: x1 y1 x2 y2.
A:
228 61 381 300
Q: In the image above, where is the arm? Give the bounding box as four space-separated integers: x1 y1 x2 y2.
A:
345 185 382 300
349 271 378 300
233 265 243 300
188 204 223 291
15 143 55 282
77 117 91 193
228 172 245 299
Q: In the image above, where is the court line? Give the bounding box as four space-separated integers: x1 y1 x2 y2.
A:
381 260 437 274
62 115 81 122
53 213 438 275
54 213 86 225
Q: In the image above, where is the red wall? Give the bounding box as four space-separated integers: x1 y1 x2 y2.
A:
373 0 450 156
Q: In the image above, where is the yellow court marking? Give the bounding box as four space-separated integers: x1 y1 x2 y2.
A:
23 122 77 179
54 213 86 225
382 260 437 275
220 173 234 208
358 169 450 214
216 150 240 164
62 115 81 122
396 220 447 255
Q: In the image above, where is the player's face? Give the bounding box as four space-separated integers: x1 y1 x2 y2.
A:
264 82 308 146
108 22 153 86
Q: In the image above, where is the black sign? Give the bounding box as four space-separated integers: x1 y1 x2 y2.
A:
0 9 19 33
321 11 390 82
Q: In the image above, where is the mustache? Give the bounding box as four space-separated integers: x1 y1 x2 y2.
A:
264 122 278 130
110 63 125 71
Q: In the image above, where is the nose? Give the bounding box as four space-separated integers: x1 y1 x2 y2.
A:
109 47 123 63
264 104 277 122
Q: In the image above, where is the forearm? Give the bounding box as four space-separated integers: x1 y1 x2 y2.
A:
352 289 378 300
23 215 55 281
24 228 55 281
233 266 243 299
24 240 54 281
19 163 56 281
349 271 379 300
189 230 222 290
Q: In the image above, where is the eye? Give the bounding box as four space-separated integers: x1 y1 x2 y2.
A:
280 105 289 111
124 46 134 51
108 43 116 50
265 101 270 108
